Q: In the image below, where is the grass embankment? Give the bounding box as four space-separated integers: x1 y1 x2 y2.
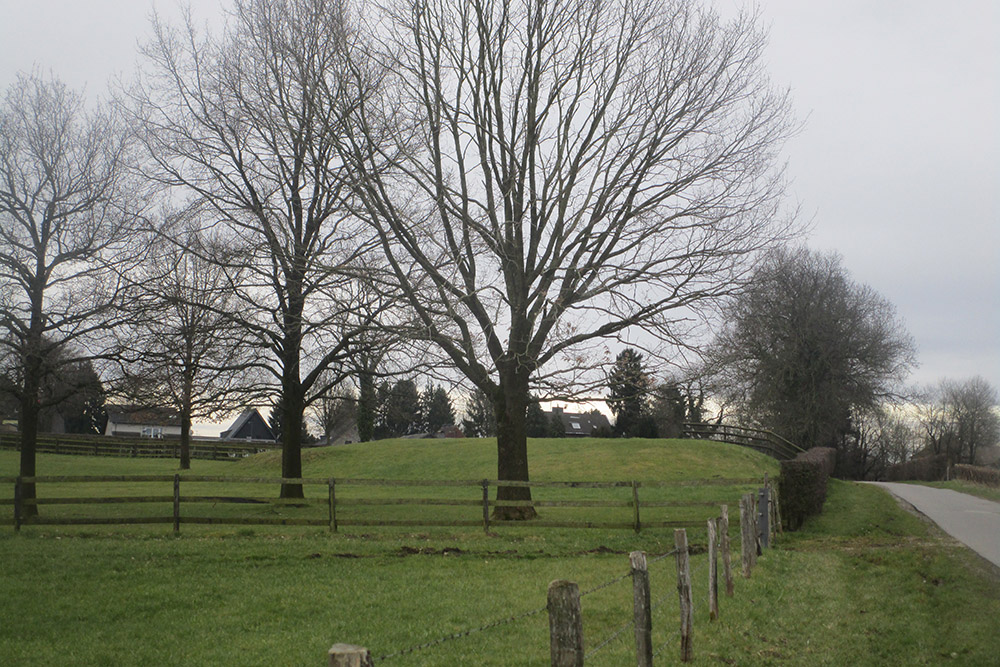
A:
917 480 1000 504
2 441 999 665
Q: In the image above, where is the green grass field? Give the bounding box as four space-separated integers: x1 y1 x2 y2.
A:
2 439 999 665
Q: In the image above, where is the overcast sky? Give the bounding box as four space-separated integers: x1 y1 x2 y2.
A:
1 0 998 396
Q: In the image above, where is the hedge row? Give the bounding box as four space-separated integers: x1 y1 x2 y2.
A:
884 454 948 482
953 464 1000 487
778 447 836 531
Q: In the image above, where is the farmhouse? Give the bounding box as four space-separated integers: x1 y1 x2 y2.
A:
104 405 182 438
220 408 276 442
546 406 612 437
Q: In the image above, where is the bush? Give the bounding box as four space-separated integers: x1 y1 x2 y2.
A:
953 464 1000 487
884 454 947 482
779 447 836 531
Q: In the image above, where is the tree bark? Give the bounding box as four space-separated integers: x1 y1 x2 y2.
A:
492 372 536 520
280 380 306 499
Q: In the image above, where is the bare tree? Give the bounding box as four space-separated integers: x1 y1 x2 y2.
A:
336 0 795 516
120 216 256 469
129 0 394 496
0 72 142 514
708 247 916 476
918 377 999 465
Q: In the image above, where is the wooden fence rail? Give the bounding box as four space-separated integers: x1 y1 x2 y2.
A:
0 432 279 461
2 474 765 534
681 422 803 460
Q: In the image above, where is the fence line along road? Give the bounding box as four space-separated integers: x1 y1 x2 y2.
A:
0 432 279 461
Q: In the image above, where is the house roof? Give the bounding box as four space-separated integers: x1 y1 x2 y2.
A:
547 407 611 436
106 405 181 426
220 408 275 441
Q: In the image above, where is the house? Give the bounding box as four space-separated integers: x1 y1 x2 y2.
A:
546 406 612 437
105 405 182 438
220 408 276 442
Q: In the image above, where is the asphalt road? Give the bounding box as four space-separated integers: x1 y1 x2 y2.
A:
870 482 1000 568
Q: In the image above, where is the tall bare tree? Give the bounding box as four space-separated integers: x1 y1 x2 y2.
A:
120 217 256 469
336 0 795 516
0 72 142 514
130 0 392 496
918 377 999 465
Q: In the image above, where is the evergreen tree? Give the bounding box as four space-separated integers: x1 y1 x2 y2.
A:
356 371 376 442
379 379 422 437
525 398 549 438
422 384 455 433
607 348 651 437
462 388 496 438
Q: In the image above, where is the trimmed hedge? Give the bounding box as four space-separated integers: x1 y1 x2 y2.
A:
953 464 1000 488
884 454 948 482
779 447 836 531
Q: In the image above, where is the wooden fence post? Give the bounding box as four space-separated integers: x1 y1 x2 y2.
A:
720 505 734 597
327 643 373 667
172 474 180 534
482 480 490 534
548 580 584 667
14 476 22 532
674 529 693 662
328 479 337 533
772 484 783 534
632 480 641 533
740 495 753 578
631 551 653 667
707 518 719 621
758 484 770 550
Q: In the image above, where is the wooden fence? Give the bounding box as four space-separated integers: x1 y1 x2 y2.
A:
681 422 803 460
330 482 780 665
1 474 766 533
0 432 279 461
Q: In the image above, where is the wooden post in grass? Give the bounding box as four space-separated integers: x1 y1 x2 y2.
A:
632 480 641 533
707 518 719 621
630 551 653 667
328 479 337 533
720 505 734 596
758 484 770 550
740 495 753 578
327 644 373 667
172 474 180 534
482 480 490 534
14 476 22 532
674 529 693 662
548 580 584 667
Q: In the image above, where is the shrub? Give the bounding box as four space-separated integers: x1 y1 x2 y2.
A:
779 447 836 531
884 454 947 482
953 464 1000 487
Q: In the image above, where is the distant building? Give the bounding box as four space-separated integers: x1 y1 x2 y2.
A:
105 405 182 438
546 406 612 437
220 409 276 442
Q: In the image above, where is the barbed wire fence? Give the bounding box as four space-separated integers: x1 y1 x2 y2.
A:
328 486 774 666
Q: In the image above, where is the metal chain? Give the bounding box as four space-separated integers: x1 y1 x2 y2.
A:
374 602 547 663
584 616 635 660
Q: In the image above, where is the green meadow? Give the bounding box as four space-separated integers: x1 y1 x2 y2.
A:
1 439 998 665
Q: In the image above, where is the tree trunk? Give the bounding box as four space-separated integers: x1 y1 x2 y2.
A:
18 392 40 518
179 411 191 470
280 381 305 499
492 373 536 520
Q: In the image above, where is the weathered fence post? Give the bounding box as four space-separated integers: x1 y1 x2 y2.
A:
707 518 719 621
720 505 734 597
548 580 584 667
482 480 490 534
758 483 770 550
740 494 753 578
172 474 181 534
771 484 783 534
328 479 337 533
327 643 373 667
632 480 641 533
14 476 22 532
631 551 653 667
674 529 693 662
